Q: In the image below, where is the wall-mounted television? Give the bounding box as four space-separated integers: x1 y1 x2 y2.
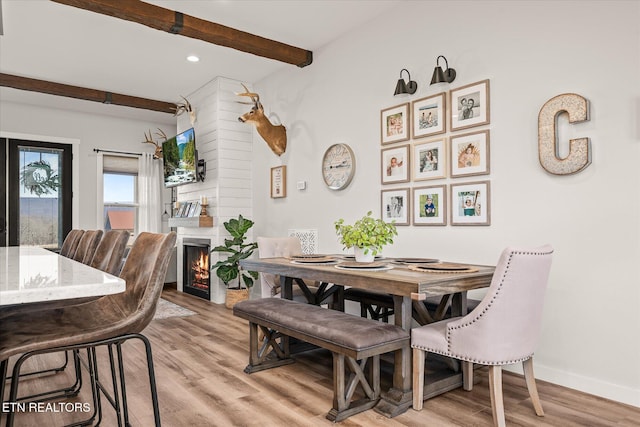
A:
162 128 197 188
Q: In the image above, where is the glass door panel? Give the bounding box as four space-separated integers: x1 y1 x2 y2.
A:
0 138 6 247
8 139 72 248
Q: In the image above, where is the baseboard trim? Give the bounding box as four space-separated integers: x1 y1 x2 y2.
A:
504 363 640 408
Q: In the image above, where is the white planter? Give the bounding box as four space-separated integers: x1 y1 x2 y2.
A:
354 246 375 263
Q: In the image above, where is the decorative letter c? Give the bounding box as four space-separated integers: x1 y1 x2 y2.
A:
538 93 591 175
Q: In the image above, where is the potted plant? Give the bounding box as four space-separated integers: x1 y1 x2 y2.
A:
334 211 398 262
211 215 259 308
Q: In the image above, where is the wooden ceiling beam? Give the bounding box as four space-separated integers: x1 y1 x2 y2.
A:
51 0 313 67
0 73 177 113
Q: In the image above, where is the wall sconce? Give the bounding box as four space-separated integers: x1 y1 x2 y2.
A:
430 55 456 84
197 159 206 181
393 68 418 95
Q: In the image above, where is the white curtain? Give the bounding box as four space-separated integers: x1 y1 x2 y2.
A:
138 153 163 233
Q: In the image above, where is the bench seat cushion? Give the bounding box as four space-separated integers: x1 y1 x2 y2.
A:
234 298 409 354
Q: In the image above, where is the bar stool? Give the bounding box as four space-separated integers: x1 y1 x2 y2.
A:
0 231 177 426
90 230 130 275
72 229 103 264
59 229 84 258
1 230 131 400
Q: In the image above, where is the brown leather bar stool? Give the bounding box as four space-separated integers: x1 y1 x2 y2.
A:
0 231 177 427
71 229 103 264
59 229 84 258
1 230 131 400
90 230 130 276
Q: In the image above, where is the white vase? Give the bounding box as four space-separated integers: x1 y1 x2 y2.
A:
354 246 375 263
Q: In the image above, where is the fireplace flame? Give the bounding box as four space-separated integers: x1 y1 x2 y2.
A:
191 250 209 287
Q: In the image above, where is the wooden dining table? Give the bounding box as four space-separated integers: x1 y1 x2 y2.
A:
240 256 495 418
0 246 125 307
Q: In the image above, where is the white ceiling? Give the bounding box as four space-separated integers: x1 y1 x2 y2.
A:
0 0 401 123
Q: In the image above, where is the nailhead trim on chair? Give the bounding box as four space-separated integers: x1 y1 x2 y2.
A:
412 248 553 366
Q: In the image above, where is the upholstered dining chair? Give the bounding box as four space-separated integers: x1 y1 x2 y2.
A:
71 229 103 264
411 245 553 427
0 231 177 427
257 236 336 305
90 229 130 276
58 229 84 258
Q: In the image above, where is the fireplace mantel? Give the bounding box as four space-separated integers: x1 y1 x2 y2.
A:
168 216 213 228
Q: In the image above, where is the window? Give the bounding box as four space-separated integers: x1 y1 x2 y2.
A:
101 155 138 240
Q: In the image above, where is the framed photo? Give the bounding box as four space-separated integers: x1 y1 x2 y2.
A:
450 180 491 226
381 188 410 225
413 139 446 181
413 185 447 226
381 103 410 145
450 79 490 131
412 92 446 138
270 165 286 198
381 144 410 184
450 130 490 178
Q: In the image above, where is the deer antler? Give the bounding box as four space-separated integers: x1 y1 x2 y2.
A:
174 95 192 116
154 128 167 142
236 83 261 106
174 96 197 125
142 129 163 159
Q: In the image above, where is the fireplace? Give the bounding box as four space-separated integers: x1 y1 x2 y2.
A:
182 238 210 300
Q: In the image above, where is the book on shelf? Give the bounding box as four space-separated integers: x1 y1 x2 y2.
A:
187 201 199 217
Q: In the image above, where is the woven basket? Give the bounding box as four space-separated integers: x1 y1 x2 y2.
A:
225 288 249 309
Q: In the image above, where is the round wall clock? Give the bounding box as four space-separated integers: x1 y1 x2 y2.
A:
322 143 356 190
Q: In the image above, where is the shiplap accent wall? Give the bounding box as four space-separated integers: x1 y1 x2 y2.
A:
175 76 254 303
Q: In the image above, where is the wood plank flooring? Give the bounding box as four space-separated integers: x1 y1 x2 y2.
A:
4 287 640 426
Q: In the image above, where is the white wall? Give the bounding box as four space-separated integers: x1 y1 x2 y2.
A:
251 1 640 406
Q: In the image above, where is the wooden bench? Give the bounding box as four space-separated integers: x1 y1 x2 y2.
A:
233 298 410 422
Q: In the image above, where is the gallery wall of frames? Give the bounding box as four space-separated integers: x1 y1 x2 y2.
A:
380 79 491 227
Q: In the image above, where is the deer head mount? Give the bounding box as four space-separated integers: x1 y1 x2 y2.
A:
142 128 167 159
237 84 287 157
174 95 197 126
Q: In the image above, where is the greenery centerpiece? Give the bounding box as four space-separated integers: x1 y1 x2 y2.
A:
211 215 259 308
334 211 398 262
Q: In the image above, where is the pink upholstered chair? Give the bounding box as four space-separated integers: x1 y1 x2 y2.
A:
257 236 334 305
411 245 553 427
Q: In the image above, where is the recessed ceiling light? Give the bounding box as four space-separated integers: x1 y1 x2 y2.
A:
187 55 200 63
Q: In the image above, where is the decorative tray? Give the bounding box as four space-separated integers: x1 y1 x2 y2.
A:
408 263 478 273
334 261 393 271
340 255 384 260
290 256 337 264
393 257 439 264
290 254 329 259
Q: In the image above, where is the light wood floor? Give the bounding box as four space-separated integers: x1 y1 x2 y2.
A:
5 287 640 426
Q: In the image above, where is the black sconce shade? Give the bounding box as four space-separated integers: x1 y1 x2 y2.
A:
430 55 456 84
394 68 418 95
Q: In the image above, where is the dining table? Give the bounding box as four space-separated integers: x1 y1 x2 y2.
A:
0 246 125 307
239 255 495 418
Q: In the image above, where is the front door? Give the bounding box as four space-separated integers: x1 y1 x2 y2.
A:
2 138 72 248
0 138 6 246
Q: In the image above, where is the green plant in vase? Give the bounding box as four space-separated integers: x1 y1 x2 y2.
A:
211 215 259 289
334 211 397 262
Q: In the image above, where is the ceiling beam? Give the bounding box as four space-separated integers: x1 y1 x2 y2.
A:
51 0 313 68
0 73 177 113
